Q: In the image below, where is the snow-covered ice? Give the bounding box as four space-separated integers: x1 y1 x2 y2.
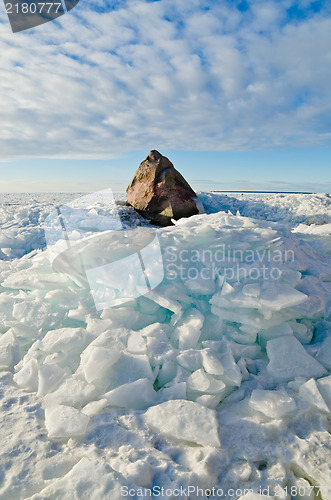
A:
249 389 297 419
266 336 327 381
0 191 330 499
144 399 220 447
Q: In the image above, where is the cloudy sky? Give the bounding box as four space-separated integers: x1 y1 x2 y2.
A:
0 0 330 192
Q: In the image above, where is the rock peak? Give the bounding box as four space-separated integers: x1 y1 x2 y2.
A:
140 150 173 171
147 150 163 160
126 150 200 226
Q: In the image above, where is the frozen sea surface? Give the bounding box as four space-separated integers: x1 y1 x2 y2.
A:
0 191 330 499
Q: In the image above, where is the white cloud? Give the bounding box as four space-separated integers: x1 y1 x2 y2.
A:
0 0 330 159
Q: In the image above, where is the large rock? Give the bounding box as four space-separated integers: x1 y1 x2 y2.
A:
126 150 201 226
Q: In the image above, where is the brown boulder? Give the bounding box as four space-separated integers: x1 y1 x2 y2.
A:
126 150 201 226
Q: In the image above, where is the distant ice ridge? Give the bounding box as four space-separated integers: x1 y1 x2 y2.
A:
0 200 330 498
199 192 331 225
0 192 330 262
200 191 331 256
0 192 148 261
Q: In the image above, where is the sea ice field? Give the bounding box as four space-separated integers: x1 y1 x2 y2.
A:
0 191 330 499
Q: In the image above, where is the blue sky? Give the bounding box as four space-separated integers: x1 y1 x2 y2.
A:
0 0 330 192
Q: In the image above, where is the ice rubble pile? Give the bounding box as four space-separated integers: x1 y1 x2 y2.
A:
201 191 331 257
0 192 148 261
0 193 78 259
1 192 330 262
199 192 331 225
0 208 329 446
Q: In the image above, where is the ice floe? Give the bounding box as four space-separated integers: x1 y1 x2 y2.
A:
0 192 330 498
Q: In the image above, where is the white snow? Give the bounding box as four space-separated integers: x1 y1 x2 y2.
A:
45 404 90 439
317 375 331 407
104 378 156 410
238 494 275 500
315 334 331 369
144 399 221 447
0 191 330 499
249 389 297 418
298 378 329 413
174 308 204 349
266 336 327 381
